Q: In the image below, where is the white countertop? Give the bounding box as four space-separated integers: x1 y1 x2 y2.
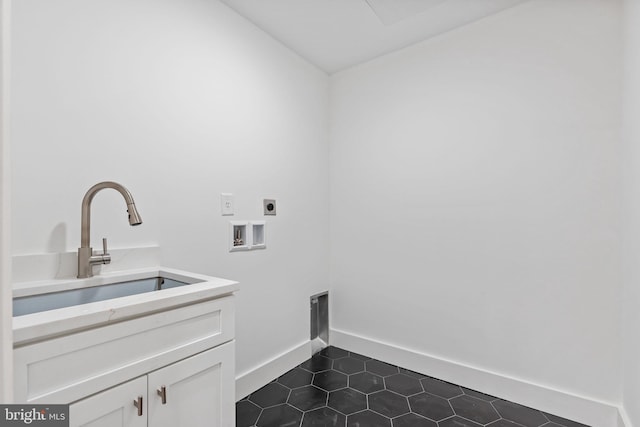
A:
12 267 239 346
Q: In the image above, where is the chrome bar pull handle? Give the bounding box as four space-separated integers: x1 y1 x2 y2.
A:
157 386 167 405
133 396 143 416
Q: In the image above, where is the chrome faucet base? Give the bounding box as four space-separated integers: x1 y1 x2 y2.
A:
77 246 111 279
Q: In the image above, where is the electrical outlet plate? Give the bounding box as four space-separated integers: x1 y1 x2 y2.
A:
221 193 234 216
263 199 276 216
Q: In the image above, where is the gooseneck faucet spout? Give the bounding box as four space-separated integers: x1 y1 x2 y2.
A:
78 181 143 278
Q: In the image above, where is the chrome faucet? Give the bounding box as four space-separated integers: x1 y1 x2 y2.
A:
77 181 143 278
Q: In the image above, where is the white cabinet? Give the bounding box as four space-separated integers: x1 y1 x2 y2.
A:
14 294 236 427
14 296 234 404
70 377 148 427
70 342 234 427
148 342 234 427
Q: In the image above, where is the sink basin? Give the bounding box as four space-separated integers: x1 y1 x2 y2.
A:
13 276 198 316
12 267 239 345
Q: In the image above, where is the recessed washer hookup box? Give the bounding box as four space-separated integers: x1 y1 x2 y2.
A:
0 405 69 427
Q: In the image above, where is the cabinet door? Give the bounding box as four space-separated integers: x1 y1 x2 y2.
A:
69 376 147 427
148 341 235 427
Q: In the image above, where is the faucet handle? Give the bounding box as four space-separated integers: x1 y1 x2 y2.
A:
102 237 109 255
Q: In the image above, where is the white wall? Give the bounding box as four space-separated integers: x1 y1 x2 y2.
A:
11 0 330 390
0 0 13 404
330 0 622 412
622 0 640 424
10 0 635 420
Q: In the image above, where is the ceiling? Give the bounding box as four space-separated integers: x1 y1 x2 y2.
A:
219 0 530 74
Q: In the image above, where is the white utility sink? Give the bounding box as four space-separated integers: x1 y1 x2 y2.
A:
12 267 238 345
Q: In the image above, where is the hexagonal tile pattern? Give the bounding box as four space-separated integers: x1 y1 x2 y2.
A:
420 377 463 399
399 368 427 379
450 395 500 424
544 413 589 427
333 356 365 374
392 413 436 427
366 359 399 376
278 367 313 389
347 410 391 427
463 387 497 401
249 382 289 408
328 388 366 415
288 385 327 411
302 406 345 427
385 373 422 396
256 404 302 427
368 390 410 418
492 399 549 427
348 351 372 361
319 346 349 359
300 354 332 372
236 400 261 427
487 420 527 427
408 392 454 421
349 371 384 394
313 370 348 391
237 347 591 427
438 416 483 427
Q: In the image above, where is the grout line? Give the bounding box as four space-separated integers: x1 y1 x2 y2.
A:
239 346 591 427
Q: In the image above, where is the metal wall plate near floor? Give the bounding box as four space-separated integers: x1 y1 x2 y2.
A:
310 292 329 355
236 346 589 427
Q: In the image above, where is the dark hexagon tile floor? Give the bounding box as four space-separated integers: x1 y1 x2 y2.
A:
237 346 591 427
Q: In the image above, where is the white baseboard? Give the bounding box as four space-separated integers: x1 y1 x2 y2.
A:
331 328 621 427
235 340 312 401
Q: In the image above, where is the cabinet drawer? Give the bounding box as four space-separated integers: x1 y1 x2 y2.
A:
14 295 234 403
